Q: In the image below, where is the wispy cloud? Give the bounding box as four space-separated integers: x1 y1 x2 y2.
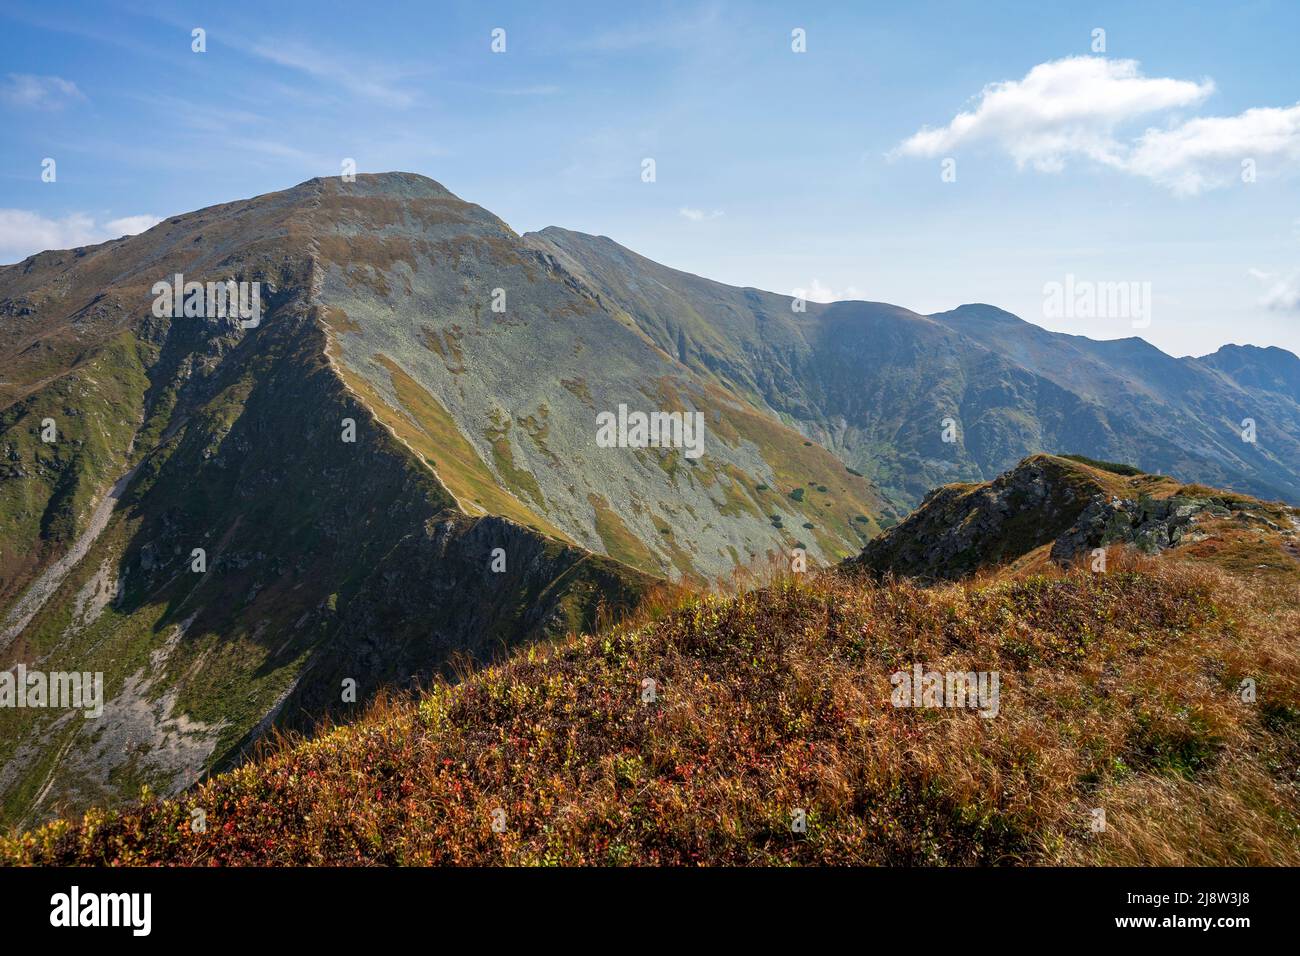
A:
1251 268 1300 313
577 4 725 53
894 56 1300 194
494 84 559 96
247 40 419 108
0 4 166 61
0 210 159 262
679 207 723 222
1 73 85 110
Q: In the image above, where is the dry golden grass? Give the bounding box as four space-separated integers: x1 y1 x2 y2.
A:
4 540 1296 867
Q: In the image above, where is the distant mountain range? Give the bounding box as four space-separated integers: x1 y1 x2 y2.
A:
2 171 1298 826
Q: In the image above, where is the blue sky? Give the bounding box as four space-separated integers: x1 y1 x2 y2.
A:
1 0 1297 357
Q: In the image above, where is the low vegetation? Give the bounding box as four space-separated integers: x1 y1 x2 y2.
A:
6 541 1296 866
1060 453 1146 477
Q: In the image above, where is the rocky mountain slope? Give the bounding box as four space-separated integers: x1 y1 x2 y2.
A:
527 234 1300 509
5 460 1297 866
0 177 658 828
313 176 888 580
3 171 1300 831
927 306 1300 504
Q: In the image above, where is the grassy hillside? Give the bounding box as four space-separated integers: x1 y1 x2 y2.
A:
6 529 1296 865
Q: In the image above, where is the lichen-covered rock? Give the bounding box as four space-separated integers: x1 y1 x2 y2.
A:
1049 494 1212 563
853 454 1100 579
853 454 1293 581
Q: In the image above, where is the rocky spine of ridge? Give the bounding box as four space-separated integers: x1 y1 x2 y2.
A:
852 454 1300 581
1048 491 1290 563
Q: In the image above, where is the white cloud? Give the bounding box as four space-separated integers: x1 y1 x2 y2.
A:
1251 268 1300 313
678 207 723 222
0 73 85 110
1126 103 1300 195
895 57 1300 193
896 57 1212 171
0 210 97 255
0 210 160 262
103 214 163 237
792 278 865 304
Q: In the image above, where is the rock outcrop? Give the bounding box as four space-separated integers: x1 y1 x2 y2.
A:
854 453 1299 580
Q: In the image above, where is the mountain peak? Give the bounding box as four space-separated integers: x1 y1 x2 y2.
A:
1205 342 1299 361
307 170 458 199
938 303 1025 322
525 225 636 258
1199 340 1300 401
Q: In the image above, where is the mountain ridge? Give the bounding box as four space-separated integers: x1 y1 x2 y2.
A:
3 170 1300 828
